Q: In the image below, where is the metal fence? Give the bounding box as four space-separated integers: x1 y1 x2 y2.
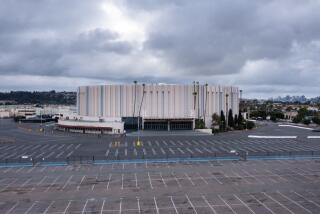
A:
1 150 320 167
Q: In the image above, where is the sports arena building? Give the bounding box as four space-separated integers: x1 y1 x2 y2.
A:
59 83 239 133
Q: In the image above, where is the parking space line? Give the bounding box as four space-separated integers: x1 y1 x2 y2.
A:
160 172 168 187
202 195 217 214
106 174 112 191
292 191 320 209
100 199 106 214
134 173 138 188
121 174 124 190
184 173 195 186
218 195 236 214
119 198 122 214
170 196 179 214
172 172 182 188
262 192 294 214
137 197 141 214
5 201 19 214
77 175 86 191
81 199 89 214
25 201 38 214
234 194 255 214
148 172 153 189
250 194 275 214
43 200 55 214
208 173 223 184
154 197 159 214
185 194 198 214
63 200 72 214
277 191 312 213
197 172 208 184
45 176 60 192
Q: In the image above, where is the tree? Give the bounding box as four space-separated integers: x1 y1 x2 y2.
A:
220 110 226 131
246 121 255 129
228 109 234 128
234 114 238 127
238 110 244 125
211 113 220 133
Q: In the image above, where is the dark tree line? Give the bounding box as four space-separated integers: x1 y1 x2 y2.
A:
0 91 76 105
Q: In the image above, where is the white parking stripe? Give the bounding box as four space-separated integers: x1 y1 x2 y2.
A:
234 194 255 214
277 191 312 213
262 192 294 214
186 194 198 214
5 201 19 214
170 196 179 214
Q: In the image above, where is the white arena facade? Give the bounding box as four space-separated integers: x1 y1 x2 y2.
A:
74 83 239 132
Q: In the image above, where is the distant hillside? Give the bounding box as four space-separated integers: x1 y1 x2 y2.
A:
0 91 76 105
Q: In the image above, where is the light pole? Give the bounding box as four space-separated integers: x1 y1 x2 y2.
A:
137 84 146 144
197 81 200 120
133 80 137 130
226 93 229 128
204 83 208 126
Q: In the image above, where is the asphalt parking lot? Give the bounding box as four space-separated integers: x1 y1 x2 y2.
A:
0 159 319 213
0 119 320 163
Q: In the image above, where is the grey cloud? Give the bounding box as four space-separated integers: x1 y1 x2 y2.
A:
0 0 320 98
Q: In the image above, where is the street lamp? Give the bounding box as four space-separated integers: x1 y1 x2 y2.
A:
226 93 229 128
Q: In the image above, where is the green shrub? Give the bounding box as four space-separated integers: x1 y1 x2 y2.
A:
246 121 255 129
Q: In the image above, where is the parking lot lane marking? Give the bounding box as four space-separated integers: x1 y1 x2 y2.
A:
171 172 182 188
249 194 275 214
160 148 166 155
5 201 19 214
277 191 312 214
63 200 72 214
43 200 55 214
18 178 32 191
81 199 89 214
77 175 86 191
177 148 185 154
40 166 47 172
262 192 294 214
160 172 168 187
218 195 236 214
100 199 106 214
170 196 179 214
152 148 156 155
197 172 208 184
153 197 160 214
265 170 288 182
121 174 124 190
31 176 47 192
24 201 38 214
186 194 198 214
184 173 195 186
105 149 110 157
27 166 35 173
186 148 194 154
134 173 138 188
66 151 74 157
106 174 112 191
148 172 154 189
45 176 60 192
292 191 320 209
75 144 81 149
125 148 127 156
202 195 217 214
91 176 97 191
1 178 17 192
234 194 255 214
122 163 125 170
137 197 141 214
119 198 122 214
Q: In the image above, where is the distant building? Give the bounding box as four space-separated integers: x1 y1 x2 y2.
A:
76 83 239 131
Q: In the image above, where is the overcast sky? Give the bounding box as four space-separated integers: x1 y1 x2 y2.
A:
0 0 320 98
